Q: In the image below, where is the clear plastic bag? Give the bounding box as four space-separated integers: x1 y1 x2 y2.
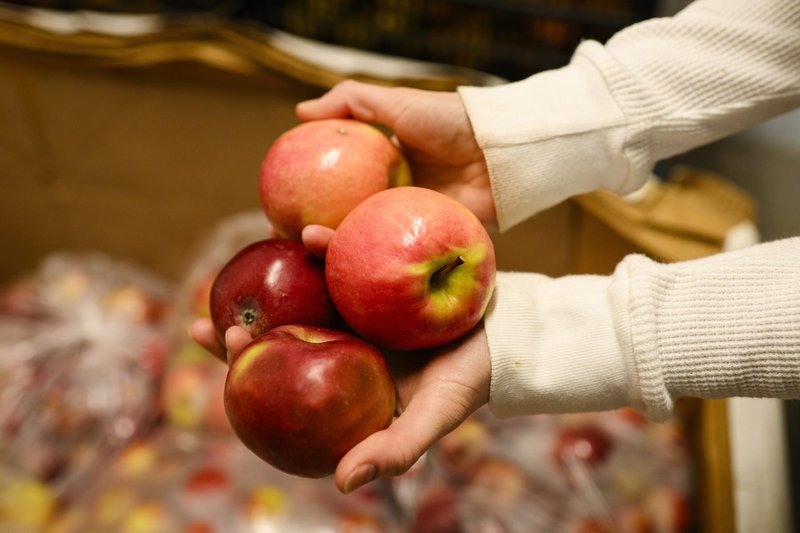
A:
47 427 404 533
160 211 272 436
396 407 693 533
0 252 173 530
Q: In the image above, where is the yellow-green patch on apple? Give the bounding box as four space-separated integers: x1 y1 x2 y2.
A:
228 342 269 383
326 187 496 351
408 245 490 318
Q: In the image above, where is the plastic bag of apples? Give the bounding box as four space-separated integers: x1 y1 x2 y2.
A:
159 211 273 438
393 406 693 533
46 425 405 533
0 252 173 531
33 210 402 532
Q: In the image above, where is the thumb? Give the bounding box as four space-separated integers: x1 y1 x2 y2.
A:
224 326 253 365
301 224 335 259
296 80 408 127
334 392 471 494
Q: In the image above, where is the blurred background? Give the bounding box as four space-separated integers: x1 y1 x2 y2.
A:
0 1 797 532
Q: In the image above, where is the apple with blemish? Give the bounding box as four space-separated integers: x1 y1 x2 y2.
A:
325 187 496 351
259 118 411 239
209 239 339 360
224 325 395 478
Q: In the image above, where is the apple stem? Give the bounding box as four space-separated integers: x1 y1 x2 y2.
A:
431 256 465 288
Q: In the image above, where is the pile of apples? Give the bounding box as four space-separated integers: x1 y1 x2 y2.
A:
210 118 496 478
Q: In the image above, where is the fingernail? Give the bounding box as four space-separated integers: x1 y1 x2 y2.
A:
343 464 376 494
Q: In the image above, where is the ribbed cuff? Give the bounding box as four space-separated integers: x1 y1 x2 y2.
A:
485 272 634 417
458 42 629 232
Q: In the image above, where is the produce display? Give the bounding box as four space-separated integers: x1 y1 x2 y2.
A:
161 211 273 436
0 253 173 531
394 407 693 533
159 342 230 436
45 426 403 533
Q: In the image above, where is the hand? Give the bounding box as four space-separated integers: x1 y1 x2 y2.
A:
336 326 490 493
296 80 497 229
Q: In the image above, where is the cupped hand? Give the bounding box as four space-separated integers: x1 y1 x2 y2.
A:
296 80 496 228
191 314 490 495
190 224 492 494
336 326 490 493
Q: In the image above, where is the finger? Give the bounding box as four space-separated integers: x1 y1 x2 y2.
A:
295 80 407 126
190 318 226 362
301 224 335 259
224 326 253 365
334 390 469 494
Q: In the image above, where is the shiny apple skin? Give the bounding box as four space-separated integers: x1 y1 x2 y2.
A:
259 118 411 239
325 187 496 351
224 325 395 478
209 239 338 348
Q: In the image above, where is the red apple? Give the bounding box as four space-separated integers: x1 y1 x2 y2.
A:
412 485 462 533
259 118 411 238
553 425 612 470
224 325 395 478
209 239 339 356
325 187 496 351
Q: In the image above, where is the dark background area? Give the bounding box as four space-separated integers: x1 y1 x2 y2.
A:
3 0 657 80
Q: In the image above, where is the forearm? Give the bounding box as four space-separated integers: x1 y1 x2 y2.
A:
459 0 800 231
485 238 800 420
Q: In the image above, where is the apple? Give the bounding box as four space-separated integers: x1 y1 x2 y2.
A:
224 325 395 478
325 186 496 351
412 485 462 533
209 239 339 354
467 459 528 508
553 424 612 470
259 118 411 238
437 418 491 476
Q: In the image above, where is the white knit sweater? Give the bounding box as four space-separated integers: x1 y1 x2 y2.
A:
458 0 800 421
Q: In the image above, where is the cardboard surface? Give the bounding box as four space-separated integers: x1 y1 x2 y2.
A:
0 49 323 282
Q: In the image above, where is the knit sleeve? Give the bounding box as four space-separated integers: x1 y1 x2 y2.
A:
458 0 800 232
485 238 800 420
615 238 800 420
485 237 800 420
